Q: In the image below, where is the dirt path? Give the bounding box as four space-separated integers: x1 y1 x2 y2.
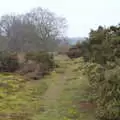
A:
33 74 68 120
32 58 70 119
32 57 95 120
43 75 67 108
42 56 69 109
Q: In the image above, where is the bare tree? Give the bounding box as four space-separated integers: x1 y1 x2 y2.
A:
0 7 67 52
24 7 67 51
0 15 17 37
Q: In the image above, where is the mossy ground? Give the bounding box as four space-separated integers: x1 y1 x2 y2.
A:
0 55 95 120
0 74 48 120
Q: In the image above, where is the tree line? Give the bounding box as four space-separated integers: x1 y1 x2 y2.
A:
0 7 67 52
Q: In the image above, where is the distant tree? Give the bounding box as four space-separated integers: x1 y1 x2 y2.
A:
24 7 67 51
0 7 67 52
0 35 9 51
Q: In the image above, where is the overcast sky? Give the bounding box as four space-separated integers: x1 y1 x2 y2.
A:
0 0 119 37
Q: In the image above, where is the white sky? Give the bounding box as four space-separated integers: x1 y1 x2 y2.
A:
0 0 120 37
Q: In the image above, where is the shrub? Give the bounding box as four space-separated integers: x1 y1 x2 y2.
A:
0 52 19 72
85 63 104 88
72 25 120 120
67 41 90 61
20 51 55 80
25 51 54 67
96 66 120 120
85 63 120 120
67 46 82 58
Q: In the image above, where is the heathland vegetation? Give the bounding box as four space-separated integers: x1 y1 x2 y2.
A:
0 7 120 120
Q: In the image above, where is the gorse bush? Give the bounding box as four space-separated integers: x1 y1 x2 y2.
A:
0 52 19 72
97 66 120 120
68 25 120 120
25 51 55 70
82 25 120 120
68 25 120 64
25 51 54 66
20 51 55 80
85 63 120 120
67 40 90 61
85 63 104 89
66 44 82 58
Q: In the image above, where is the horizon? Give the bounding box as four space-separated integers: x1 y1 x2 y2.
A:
0 0 120 37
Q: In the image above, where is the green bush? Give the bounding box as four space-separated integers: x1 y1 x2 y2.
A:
85 63 120 120
0 52 19 72
73 25 120 120
25 51 54 66
97 66 120 120
21 51 55 80
67 46 82 58
67 41 90 61
26 51 55 69
24 51 35 62
85 63 104 88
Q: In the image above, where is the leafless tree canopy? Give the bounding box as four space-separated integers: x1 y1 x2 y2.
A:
0 7 67 52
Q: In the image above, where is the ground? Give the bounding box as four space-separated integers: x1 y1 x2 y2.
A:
0 55 95 120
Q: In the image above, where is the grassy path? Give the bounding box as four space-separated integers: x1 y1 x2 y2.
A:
32 56 70 120
43 55 70 108
33 56 95 120
0 55 95 120
43 75 67 108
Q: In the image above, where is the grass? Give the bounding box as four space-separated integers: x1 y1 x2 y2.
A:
55 58 95 120
0 55 96 120
32 56 96 120
0 74 48 120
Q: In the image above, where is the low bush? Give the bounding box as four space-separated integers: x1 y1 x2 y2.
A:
19 51 55 80
0 52 19 72
25 51 54 67
70 25 120 120
85 63 120 120
67 46 82 58
67 41 90 61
